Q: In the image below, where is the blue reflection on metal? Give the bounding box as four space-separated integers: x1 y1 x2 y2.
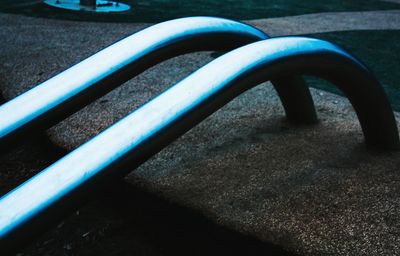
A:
0 16 270 149
0 37 398 246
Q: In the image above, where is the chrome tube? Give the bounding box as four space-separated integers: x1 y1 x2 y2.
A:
0 37 398 252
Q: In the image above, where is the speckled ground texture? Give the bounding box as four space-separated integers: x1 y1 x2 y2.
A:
1 11 400 256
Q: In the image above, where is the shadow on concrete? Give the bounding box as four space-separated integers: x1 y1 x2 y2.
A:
0 127 297 255
21 178 298 255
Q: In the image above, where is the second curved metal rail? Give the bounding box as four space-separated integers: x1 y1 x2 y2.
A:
0 36 398 252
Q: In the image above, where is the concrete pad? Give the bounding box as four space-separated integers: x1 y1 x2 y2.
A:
1 12 400 256
122 87 400 256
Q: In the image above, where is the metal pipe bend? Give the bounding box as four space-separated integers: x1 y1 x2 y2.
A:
0 16 316 152
0 36 398 253
164 36 399 150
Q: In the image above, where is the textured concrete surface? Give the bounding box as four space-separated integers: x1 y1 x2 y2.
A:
0 141 295 255
124 88 400 256
248 10 400 35
1 11 400 256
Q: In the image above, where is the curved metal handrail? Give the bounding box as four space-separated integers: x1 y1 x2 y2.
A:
0 17 317 152
0 36 398 252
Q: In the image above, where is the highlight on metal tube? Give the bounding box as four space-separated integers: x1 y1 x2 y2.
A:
0 16 317 152
0 36 398 252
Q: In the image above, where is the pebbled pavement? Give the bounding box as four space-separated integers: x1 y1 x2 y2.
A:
1 10 400 256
